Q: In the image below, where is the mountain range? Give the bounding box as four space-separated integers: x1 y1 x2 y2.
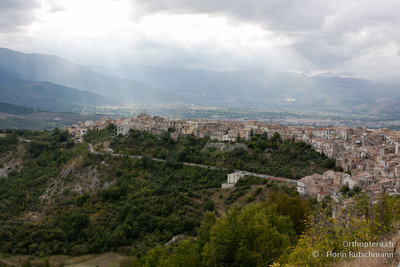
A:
88 64 400 113
0 48 188 106
0 66 114 112
0 47 399 118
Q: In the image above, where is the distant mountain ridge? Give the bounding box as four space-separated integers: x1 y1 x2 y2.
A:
1 47 400 115
0 48 188 104
368 98 400 116
87 64 400 113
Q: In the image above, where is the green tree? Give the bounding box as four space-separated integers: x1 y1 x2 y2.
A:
197 211 216 247
163 240 201 267
283 207 376 266
204 199 215 211
265 190 311 235
144 246 169 267
202 204 295 266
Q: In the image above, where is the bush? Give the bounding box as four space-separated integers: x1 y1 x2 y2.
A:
204 199 215 211
202 204 295 266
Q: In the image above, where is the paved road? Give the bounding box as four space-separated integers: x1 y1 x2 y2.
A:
87 143 297 184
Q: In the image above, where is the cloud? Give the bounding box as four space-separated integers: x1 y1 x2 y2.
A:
0 0 400 81
0 0 41 32
129 0 400 75
132 0 328 32
0 0 40 9
131 0 400 35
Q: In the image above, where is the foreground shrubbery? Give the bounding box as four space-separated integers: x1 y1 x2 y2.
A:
126 193 400 267
118 190 312 266
136 204 296 267
280 193 400 266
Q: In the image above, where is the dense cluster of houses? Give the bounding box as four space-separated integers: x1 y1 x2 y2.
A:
67 113 400 201
297 171 352 202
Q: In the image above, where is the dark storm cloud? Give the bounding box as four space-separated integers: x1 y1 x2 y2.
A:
131 0 400 70
0 0 41 32
134 0 328 32
133 0 400 34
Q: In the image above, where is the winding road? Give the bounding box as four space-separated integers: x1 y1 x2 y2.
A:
87 143 297 184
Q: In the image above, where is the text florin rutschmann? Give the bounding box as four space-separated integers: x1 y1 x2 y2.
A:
313 241 395 259
326 251 394 258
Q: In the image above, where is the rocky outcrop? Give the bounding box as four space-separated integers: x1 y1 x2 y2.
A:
40 159 114 202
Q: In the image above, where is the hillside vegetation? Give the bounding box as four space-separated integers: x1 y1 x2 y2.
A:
0 127 333 259
0 102 104 130
85 126 338 179
128 192 400 267
2 128 399 267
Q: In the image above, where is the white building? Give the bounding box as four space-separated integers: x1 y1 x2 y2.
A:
84 120 95 127
228 172 245 183
296 181 305 196
222 172 246 188
223 132 238 142
117 123 130 136
72 128 88 140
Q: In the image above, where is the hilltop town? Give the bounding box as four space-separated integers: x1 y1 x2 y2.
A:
67 113 400 202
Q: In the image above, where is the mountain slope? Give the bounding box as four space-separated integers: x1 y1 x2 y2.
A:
0 101 36 115
368 98 400 116
89 64 400 112
0 48 188 104
0 101 104 129
0 73 116 112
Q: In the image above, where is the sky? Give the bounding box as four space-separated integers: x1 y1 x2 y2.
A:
1 0 400 81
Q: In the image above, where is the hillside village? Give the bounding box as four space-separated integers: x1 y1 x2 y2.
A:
67 113 400 202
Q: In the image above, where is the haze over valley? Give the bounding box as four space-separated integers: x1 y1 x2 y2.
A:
1 47 400 130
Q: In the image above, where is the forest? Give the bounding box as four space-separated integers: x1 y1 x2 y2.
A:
1 127 398 266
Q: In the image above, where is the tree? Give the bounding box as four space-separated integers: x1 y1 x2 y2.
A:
265 190 311 235
163 240 201 267
197 211 216 247
144 246 169 267
202 204 295 266
261 132 268 140
283 206 375 266
340 184 350 194
271 132 282 143
204 199 215 212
